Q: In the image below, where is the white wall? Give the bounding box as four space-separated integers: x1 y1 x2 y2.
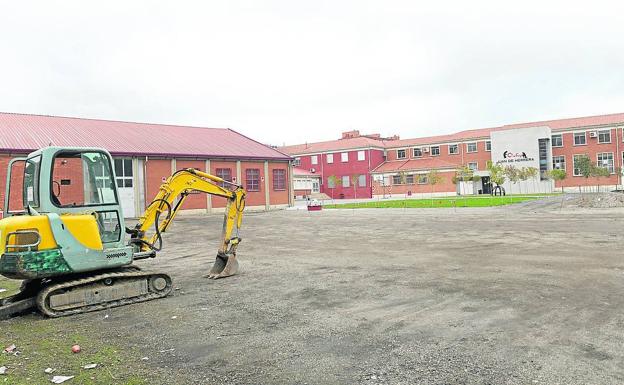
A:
491 126 554 194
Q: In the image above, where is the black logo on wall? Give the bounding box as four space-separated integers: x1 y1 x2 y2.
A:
498 150 534 164
503 151 527 159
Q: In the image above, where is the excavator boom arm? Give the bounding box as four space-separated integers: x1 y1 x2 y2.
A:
131 168 246 278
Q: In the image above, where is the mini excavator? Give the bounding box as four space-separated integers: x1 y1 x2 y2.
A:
0 147 245 318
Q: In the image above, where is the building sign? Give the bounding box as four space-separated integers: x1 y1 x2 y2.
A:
496 150 535 164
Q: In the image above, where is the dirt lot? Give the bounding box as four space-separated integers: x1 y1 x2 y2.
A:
3 199 624 384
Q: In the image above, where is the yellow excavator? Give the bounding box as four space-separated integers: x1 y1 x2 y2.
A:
0 146 246 318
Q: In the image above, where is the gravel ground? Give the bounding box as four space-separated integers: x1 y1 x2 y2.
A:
8 200 624 384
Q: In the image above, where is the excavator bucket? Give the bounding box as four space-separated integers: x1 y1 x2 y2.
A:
206 253 239 279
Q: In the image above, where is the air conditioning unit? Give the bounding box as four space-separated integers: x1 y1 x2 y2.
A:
310 168 316 173
422 147 430 153
589 131 598 138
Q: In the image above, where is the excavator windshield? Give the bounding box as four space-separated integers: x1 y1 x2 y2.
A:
50 151 118 208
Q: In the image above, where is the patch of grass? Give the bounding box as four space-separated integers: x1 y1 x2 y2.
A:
0 278 21 300
0 313 153 385
325 195 543 209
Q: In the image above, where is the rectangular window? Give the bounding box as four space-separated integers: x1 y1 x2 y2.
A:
342 175 350 187
326 153 334 164
413 148 422 157
573 155 584 176
327 177 336 188
449 144 459 154
417 174 428 184
551 134 563 147
216 168 232 188
597 152 615 173
245 169 260 192
468 162 478 171
341 152 349 162
358 174 366 187
466 142 477 153
293 157 301 166
273 169 286 190
485 140 491 151
397 149 406 159
552 155 565 170
431 146 440 156
598 130 611 144
392 175 403 185
357 151 365 161
311 155 318 165
405 174 414 184
574 132 586 146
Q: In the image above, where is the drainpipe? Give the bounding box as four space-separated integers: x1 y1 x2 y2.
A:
368 148 372 197
616 128 621 189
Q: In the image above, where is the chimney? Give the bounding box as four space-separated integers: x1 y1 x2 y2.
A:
341 130 360 139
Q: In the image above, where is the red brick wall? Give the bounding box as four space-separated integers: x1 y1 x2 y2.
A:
52 157 85 206
552 129 621 189
0 154 26 212
241 161 266 207
386 140 491 170
145 159 172 208
176 159 207 210
209 160 237 208
268 162 289 205
296 149 385 199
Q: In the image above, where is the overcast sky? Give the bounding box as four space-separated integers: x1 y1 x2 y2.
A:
1 1 623 146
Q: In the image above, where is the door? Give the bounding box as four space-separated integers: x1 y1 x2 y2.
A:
481 176 492 195
114 158 135 217
312 180 320 193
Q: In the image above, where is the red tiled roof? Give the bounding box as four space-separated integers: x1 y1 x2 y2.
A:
293 167 321 177
386 127 499 148
502 112 624 131
279 136 389 155
372 158 459 173
0 112 291 160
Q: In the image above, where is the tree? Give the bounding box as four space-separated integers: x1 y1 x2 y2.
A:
504 165 520 198
327 175 341 200
575 155 593 193
351 174 361 199
427 169 443 206
486 161 506 196
594 166 610 193
455 166 475 196
549 169 567 193
524 167 539 194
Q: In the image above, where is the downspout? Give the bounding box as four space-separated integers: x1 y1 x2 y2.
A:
616 127 621 189
368 148 372 197
143 156 149 210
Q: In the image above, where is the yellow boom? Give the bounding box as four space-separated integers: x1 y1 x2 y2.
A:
130 168 246 279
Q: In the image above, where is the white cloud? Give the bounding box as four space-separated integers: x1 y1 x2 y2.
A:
0 0 623 146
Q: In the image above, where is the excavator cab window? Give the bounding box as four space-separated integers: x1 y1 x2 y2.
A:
50 151 118 208
23 155 41 209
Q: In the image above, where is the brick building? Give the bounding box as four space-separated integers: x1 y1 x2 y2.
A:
279 130 399 199
0 113 293 217
281 113 624 198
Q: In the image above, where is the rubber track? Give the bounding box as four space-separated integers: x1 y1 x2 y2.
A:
36 267 172 318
